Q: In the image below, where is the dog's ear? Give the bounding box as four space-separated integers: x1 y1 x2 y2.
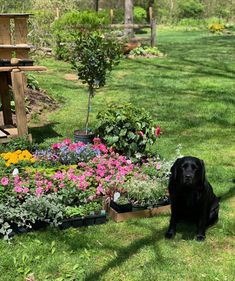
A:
168 158 182 191
170 158 181 181
200 159 206 184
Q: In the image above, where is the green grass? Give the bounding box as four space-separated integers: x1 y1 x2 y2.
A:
0 29 234 281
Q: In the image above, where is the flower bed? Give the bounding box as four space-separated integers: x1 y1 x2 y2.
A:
0 138 172 239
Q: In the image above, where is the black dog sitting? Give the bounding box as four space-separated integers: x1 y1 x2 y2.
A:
165 156 220 241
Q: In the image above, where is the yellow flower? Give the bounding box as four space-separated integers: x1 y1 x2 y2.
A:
21 150 32 159
30 157 36 163
15 150 22 155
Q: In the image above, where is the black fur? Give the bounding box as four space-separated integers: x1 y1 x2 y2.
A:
165 156 220 241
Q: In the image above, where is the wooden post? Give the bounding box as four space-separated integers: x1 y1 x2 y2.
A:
11 69 28 136
0 73 13 125
149 7 153 22
150 18 156 47
110 9 114 24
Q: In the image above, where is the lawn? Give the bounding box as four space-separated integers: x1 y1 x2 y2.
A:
0 29 234 281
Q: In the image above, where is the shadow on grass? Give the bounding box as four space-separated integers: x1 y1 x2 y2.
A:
29 122 62 143
83 220 166 281
219 184 235 202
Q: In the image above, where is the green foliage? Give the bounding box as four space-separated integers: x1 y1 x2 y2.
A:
27 74 40 91
0 194 64 240
64 201 103 218
52 10 110 60
178 0 204 19
0 136 33 152
134 6 147 23
125 174 167 207
129 46 164 57
96 103 159 159
71 31 121 132
71 32 121 90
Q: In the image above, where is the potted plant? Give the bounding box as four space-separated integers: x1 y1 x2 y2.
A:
60 201 106 230
125 174 169 210
71 31 121 143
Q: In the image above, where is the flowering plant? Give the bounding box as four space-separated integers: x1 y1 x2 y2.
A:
0 150 36 167
34 138 108 165
96 103 160 160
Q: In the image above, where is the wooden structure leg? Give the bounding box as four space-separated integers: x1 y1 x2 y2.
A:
11 69 28 136
0 72 13 125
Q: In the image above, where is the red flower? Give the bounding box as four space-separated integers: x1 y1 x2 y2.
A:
155 126 161 137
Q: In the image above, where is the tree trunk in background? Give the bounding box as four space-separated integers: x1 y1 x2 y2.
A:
147 0 154 22
94 0 99 12
124 0 133 37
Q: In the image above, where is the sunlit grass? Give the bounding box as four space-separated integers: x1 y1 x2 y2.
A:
0 29 234 281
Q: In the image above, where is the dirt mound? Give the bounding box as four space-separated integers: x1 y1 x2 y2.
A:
0 88 58 126
25 88 58 116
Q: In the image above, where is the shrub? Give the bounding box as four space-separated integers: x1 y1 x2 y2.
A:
96 103 160 160
208 23 225 33
52 10 110 60
71 32 121 133
177 0 204 19
134 6 147 24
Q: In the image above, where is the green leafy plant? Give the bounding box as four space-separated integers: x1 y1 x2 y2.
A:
64 201 103 218
71 32 121 134
125 174 168 208
96 103 160 159
52 10 109 60
129 46 164 57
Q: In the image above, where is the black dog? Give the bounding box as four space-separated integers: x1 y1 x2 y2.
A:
165 156 220 241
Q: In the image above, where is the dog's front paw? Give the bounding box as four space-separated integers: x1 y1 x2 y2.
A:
165 230 176 239
196 234 206 242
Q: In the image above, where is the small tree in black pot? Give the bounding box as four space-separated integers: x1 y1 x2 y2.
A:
71 31 121 142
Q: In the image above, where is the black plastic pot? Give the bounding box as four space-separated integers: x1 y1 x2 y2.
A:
74 130 95 144
110 200 132 213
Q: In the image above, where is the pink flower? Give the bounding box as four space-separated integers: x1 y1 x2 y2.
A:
63 138 71 145
93 137 101 144
137 131 144 137
156 163 161 170
1 177 9 186
68 144 77 151
96 184 104 195
155 126 161 137
36 187 43 197
22 187 29 193
52 143 61 150
14 185 23 193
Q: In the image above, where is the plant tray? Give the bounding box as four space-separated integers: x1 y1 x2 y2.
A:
108 204 170 223
59 213 107 230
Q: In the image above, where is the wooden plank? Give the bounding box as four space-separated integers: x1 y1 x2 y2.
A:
0 66 47 72
0 73 13 125
16 48 29 59
2 126 18 136
11 69 28 136
0 44 31 48
0 18 11 45
110 24 151 29
0 14 32 18
15 17 28 44
108 205 170 223
0 129 7 138
0 49 12 59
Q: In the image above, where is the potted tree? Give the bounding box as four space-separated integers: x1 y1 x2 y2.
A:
71 31 121 143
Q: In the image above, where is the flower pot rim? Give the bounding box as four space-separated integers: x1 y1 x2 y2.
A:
74 130 95 135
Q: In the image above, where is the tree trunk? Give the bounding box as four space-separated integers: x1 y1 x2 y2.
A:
85 86 94 134
124 0 134 37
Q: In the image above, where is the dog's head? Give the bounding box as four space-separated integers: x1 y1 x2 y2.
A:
170 156 205 189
